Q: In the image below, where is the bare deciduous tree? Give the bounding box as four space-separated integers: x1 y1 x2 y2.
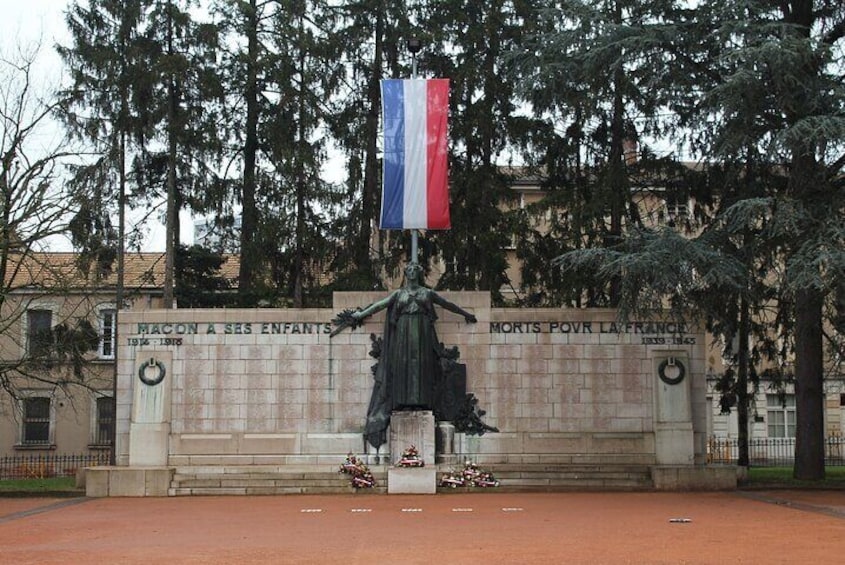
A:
0 43 104 399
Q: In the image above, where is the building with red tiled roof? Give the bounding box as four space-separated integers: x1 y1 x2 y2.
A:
0 252 174 461
0 250 242 461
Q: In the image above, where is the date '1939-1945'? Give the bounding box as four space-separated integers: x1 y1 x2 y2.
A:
642 336 695 345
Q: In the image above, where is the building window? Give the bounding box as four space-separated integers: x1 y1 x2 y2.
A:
92 396 114 446
99 308 116 359
26 309 53 357
21 397 52 446
657 191 691 228
767 394 796 438
666 199 689 221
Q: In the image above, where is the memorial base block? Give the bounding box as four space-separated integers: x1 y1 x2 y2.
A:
389 410 435 465
129 423 170 466
85 466 173 497
388 467 437 494
651 465 737 490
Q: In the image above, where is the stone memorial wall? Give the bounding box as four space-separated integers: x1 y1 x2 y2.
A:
114 292 707 469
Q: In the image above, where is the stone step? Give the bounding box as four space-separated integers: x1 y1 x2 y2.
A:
168 463 653 495
172 472 371 481
172 464 376 474
493 470 649 480
170 464 388 496
453 464 649 473
439 455 657 467
168 455 389 467
437 481 651 493
169 485 388 496
171 468 388 480
435 464 653 492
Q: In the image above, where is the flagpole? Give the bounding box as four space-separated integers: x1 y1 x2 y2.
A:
408 38 421 265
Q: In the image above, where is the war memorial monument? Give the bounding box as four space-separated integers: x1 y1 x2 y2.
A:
85 286 735 495
85 64 735 496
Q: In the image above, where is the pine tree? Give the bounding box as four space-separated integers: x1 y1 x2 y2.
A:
540 1 845 478
657 3 800 465
210 0 346 305
418 0 536 301
211 0 268 302
59 0 154 288
510 0 696 307
327 0 411 288
683 1 845 480
139 0 223 307
260 0 344 306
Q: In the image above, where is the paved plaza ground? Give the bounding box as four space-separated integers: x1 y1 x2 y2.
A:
1 490 844 564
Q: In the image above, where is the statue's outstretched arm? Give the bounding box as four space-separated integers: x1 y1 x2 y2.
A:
432 293 477 323
353 294 393 320
330 294 393 337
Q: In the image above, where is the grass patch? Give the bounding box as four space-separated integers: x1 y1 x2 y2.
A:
746 466 845 487
0 477 79 494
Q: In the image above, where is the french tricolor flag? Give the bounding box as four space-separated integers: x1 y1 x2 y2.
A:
380 78 450 230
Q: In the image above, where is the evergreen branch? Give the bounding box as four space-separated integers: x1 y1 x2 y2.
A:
330 308 362 337
823 18 845 46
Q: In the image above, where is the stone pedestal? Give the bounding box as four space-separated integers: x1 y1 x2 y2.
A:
651 465 737 490
387 467 437 494
129 423 171 466
655 422 694 465
654 355 694 465
389 410 435 466
388 410 435 494
436 421 457 465
128 352 172 467
85 466 173 497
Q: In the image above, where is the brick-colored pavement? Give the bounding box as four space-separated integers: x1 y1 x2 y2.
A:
1 491 844 564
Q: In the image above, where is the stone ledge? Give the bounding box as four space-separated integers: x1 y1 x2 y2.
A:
651 465 737 491
388 467 436 494
169 453 389 466
85 466 174 497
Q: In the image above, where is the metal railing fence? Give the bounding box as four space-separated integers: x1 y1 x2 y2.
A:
707 435 845 466
0 452 111 480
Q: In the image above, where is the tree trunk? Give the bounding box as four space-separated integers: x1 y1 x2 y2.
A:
606 0 626 306
736 296 751 467
793 287 825 479
292 16 306 308
238 0 260 301
478 4 498 291
788 138 826 479
359 5 383 279
113 0 131 455
112 128 127 466
163 0 177 309
0 157 11 310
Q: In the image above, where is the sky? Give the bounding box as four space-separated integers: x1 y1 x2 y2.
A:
1 0 187 252
1 0 69 76
0 1 67 43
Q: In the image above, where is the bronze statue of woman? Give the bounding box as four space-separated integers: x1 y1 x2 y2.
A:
333 262 476 448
